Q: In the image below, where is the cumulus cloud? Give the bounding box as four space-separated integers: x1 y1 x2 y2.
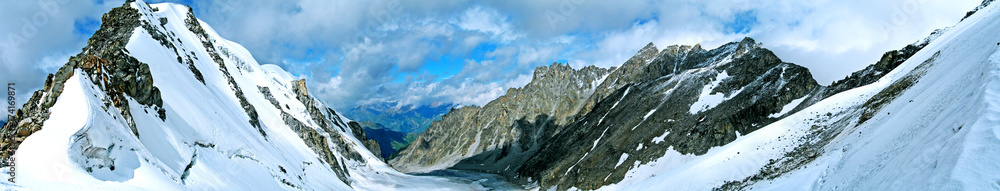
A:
564 0 980 83
454 6 521 43
747 0 981 83
0 0 984 117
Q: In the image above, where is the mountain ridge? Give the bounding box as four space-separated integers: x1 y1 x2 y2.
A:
2 0 998 190
0 1 489 190
390 33 940 189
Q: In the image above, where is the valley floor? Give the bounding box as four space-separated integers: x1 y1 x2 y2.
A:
414 169 528 190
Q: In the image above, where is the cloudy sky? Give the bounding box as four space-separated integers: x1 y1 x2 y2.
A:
0 0 981 118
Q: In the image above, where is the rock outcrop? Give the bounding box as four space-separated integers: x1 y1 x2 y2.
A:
389 63 612 173
517 38 819 189
391 35 938 189
355 122 410 159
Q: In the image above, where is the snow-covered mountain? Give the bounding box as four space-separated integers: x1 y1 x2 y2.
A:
391 0 1000 190
390 36 829 188
3 0 1000 190
599 1 1000 189
0 1 488 190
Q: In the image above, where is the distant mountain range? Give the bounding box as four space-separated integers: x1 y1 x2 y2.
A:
346 102 456 159
346 102 456 133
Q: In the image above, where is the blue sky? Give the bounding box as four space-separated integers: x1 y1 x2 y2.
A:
0 0 983 116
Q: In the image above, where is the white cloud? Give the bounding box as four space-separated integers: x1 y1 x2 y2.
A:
1 0 985 115
747 0 981 84
454 6 520 43
563 0 981 84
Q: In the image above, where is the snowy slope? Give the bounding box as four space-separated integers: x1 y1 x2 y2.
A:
5 1 998 190
4 1 485 190
602 1 1000 190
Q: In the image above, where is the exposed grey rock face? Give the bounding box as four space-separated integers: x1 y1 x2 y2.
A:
356 122 410 159
389 62 612 173
183 6 265 138
391 35 939 190
822 29 941 98
517 38 821 189
285 79 373 185
261 79 379 185
347 121 383 161
389 38 820 182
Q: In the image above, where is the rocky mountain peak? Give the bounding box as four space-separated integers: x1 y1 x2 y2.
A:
661 44 701 56
637 42 659 56
737 36 759 48
293 79 308 97
1 1 166 159
391 59 613 173
627 42 661 67
531 62 575 81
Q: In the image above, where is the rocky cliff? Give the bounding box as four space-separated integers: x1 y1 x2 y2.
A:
390 62 612 173
391 35 936 189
